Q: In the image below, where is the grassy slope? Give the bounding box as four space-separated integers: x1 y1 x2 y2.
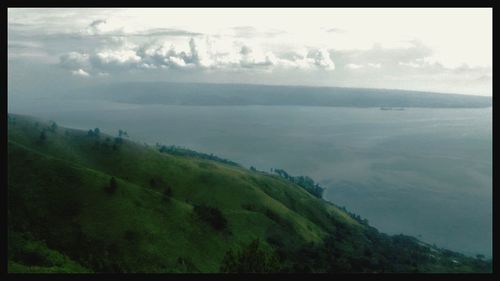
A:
7 114 491 273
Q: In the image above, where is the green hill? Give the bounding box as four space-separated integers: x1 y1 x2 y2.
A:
7 113 492 273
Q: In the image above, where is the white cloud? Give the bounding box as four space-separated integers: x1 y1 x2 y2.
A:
306 48 335 70
94 49 141 65
58 36 342 74
345 63 383 70
71 68 90 77
346 63 363 70
86 19 108 35
12 8 487 95
59 52 90 70
167 56 189 68
367 63 381 69
399 61 421 68
189 38 214 68
10 8 491 67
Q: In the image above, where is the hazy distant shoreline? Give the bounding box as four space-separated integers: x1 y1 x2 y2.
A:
57 82 492 109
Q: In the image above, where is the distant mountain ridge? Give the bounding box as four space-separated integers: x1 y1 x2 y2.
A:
85 82 492 108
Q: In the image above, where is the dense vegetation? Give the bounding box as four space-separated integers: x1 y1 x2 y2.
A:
272 168 325 198
157 144 240 167
7 114 492 273
220 239 280 273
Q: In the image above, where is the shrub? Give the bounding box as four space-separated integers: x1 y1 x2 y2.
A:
149 178 157 188
106 177 118 194
149 178 173 202
163 186 172 202
193 205 227 231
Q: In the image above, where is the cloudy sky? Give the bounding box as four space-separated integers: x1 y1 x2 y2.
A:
8 8 492 96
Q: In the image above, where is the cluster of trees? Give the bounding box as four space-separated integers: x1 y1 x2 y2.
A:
263 217 491 273
193 205 228 231
236 201 492 272
220 239 280 273
37 122 58 144
36 123 129 150
272 169 325 199
87 128 126 151
88 128 128 138
118 130 129 138
156 144 239 167
87 128 100 137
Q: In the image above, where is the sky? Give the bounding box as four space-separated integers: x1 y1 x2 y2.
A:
8 8 492 96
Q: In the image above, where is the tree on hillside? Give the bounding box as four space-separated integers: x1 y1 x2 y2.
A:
118 129 129 138
94 128 100 137
38 131 47 144
106 177 118 194
163 186 172 202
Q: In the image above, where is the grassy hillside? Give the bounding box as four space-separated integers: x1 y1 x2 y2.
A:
7 113 492 273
